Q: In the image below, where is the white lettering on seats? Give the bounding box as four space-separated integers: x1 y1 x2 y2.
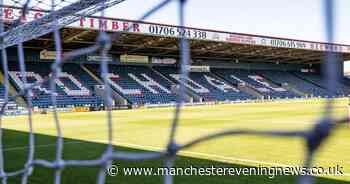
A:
9 71 52 94
55 72 90 96
169 74 209 93
107 73 141 95
129 73 170 94
204 75 239 92
248 75 286 92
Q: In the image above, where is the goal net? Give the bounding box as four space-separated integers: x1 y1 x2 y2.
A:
0 0 347 184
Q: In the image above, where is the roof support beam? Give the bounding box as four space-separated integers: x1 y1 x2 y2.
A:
63 30 92 43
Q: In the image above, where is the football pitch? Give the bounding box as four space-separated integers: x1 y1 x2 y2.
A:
1 98 350 183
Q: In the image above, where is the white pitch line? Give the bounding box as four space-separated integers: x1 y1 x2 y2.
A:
3 141 82 152
3 140 350 177
114 141 350 177
115 141 292 167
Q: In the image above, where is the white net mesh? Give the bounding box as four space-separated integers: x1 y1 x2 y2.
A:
0 0 347 184
6 0 79 10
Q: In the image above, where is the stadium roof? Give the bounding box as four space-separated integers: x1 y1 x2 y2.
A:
3 5 350 64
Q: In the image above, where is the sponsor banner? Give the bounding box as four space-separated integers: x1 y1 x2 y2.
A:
187 65 210 72
151 57 177 64
225 34 257 45
87 55 113 62
2 6 350 53
43 107 74 112
120 54 149 63
72 107 90 112
40 50 59 60
1 6 45 22
301 69 316 73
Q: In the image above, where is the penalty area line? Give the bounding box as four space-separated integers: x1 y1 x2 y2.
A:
3 141 82 152
2 140 350 177
114 141 350 177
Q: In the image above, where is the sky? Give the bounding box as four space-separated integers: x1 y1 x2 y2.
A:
106 0 350 71
104 0 350 45
4 0 350 69
4 0 350 44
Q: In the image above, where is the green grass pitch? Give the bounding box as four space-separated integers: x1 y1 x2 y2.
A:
1 98 350 183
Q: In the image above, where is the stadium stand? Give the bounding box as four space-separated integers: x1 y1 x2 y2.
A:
154 66 254 101
0 83 17 110
342 77 350 88
213 68 298 99
7 62 103 108
292 71 350 96
84 64 177 105
257 70 328 97
4 61 350 108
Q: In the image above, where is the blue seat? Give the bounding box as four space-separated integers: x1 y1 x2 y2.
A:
213 68 299 99
154 66 254 101
293 71 350 97
8 62 103 107
85 64 177 105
